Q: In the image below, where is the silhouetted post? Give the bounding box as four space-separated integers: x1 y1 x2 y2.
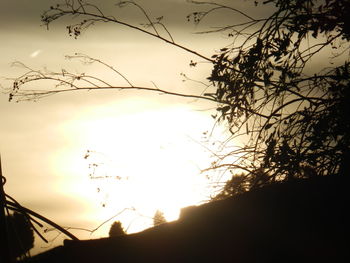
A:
0 156 12 263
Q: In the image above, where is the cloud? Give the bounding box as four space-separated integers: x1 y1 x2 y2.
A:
30 49 42 58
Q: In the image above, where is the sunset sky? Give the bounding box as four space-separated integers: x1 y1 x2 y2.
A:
1 0 339 257
0 0 255 254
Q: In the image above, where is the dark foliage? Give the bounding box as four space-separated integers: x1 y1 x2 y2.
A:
153 210 167 226
108 221 126 237
7 212 34 260
211 173 248 200
205 0 350 193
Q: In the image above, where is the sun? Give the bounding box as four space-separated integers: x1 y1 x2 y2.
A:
53 100 220 235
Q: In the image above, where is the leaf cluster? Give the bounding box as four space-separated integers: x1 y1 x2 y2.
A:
6 212 34 260
108 221 126 237
153 210 167 226
205 0 350 192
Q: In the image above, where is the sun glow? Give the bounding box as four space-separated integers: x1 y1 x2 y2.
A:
52 99 220 235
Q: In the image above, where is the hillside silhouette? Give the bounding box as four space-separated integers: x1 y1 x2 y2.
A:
26 175 348 262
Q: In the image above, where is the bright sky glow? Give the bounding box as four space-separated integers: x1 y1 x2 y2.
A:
46 99 224 236
0 0 235 255
0 0 344 257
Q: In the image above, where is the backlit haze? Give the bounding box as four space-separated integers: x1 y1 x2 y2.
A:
0 0 246 254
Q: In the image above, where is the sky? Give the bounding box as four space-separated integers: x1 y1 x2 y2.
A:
0 0 257 255
0 0 345 257
2 0 339 256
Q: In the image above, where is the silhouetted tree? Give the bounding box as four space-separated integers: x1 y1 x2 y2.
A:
202 0 350 192
153 210 166 226
108 221 126 237
211 173 248 201
6 212 34 260
5 0 350 195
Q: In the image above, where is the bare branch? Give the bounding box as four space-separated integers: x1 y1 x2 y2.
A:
41 0 213 62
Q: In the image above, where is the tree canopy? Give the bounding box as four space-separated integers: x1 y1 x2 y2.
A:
108 221 126 237
205 0 350 193
153 210 167 226
6 212 34 260
4 0 350 196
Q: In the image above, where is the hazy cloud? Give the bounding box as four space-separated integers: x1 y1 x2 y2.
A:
30 49 42 58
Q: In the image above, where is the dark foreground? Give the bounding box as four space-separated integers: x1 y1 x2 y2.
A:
26 175 348 262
